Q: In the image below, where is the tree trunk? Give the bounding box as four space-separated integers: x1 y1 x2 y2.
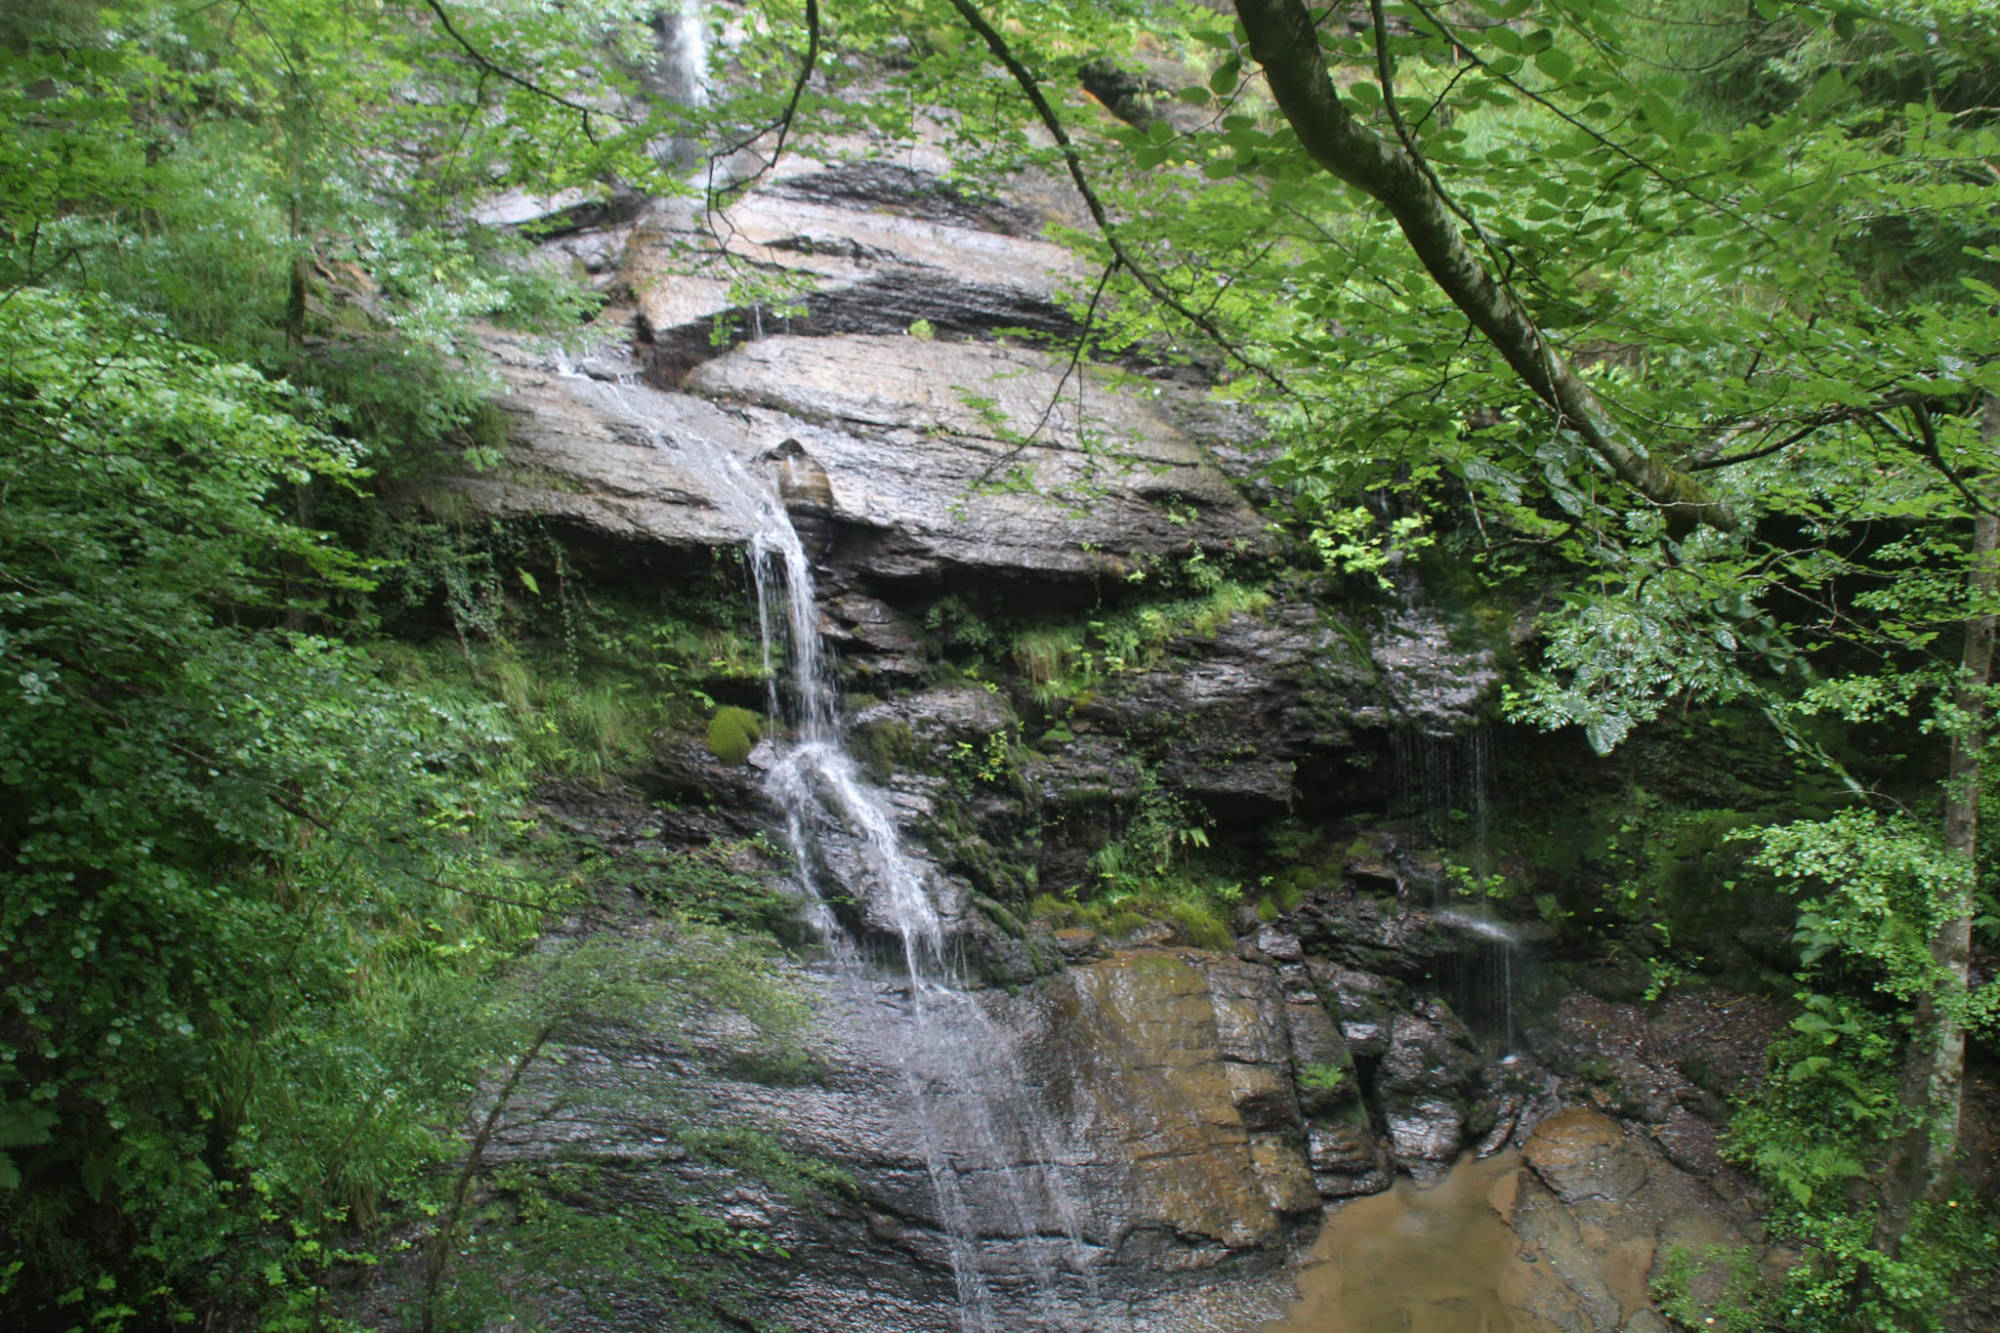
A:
1229 0 1733 536
1870 391 1999 1257
419 1027 553 1333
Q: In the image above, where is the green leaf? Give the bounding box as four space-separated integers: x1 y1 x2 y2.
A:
1804 68 1847 114
0 1102 58 1150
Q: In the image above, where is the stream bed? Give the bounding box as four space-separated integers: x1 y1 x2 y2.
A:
1265 1152 1539 1333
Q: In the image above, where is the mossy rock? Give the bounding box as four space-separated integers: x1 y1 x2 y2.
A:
847 717 919 778
972 893 1027 939
1161 899 1231 950
706 706 763 766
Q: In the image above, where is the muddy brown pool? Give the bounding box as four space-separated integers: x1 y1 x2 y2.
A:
1265 1151 1550 1333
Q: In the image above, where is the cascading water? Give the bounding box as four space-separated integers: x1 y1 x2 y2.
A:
730 444 1110 1333
650 0 710 168
656 0 710 108
559 372 1106 1330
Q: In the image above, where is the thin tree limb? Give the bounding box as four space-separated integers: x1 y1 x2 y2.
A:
1232 0 1736 535
419 0 605 143
705 0 821 198
970 257 1122 494
1871 404 1999 518
941 0 1302 405
1686 417 1828 473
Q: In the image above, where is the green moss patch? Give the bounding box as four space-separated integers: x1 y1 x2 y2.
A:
707 706 764 766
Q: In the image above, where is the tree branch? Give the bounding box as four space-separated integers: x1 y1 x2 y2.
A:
1690 388 2000 520
419 0 606 143
1232 0 1736 535
1875 403 1999 518
705 0 820 199
941 0 1302 405
969 257 1121 494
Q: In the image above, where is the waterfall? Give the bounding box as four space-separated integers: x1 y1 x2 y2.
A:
651 0 710 169
733 445 1105 1332
557 371 1105 1330
656 0 710 109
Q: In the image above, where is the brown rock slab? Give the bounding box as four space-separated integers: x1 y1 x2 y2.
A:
1040 949 1319 1260
1524 1108 1650 1204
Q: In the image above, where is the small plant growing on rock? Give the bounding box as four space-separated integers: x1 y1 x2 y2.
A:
1297 1062 1348 1096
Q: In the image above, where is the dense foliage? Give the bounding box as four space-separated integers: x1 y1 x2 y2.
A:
1 2 812 1328
7 0 2000 1327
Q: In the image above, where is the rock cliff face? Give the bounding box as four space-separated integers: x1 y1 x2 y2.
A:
452 150 1762 1332
458 157 1273 586
480 813 1771 1333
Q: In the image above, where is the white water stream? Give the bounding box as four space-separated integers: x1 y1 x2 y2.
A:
721 430 1110 1331
658 0 710 108
1395 726 1528 1053
562 372 1104 1329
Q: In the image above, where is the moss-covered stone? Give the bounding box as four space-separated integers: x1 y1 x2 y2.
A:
844 717 921 782
706 706 763 766
972 892 1027 939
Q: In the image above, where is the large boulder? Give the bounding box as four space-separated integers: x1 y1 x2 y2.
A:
1031 948 1322 1262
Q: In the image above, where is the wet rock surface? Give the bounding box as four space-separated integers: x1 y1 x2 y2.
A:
1075 597 1384 814
1372 585 1501 735
513 944 1325 1332
459 155 1278 585
1376 1000 1485 1174
1269 1113 1770 1333
1535 989 1787 1188
493 755 1787 1333
441 116 1781 1333
1507 1109 1764 1332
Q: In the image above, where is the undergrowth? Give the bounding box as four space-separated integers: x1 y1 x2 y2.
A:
367 528 766 780
1028 767 1243 949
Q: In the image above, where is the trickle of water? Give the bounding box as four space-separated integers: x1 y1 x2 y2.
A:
1433 906 1524 1052
1393 726 1528 1053
1392 726 1494 874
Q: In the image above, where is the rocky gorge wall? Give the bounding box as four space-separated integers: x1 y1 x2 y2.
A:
428 146 1803 1331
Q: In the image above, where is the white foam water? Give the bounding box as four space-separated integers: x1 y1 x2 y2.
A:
560 373 1106 1329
